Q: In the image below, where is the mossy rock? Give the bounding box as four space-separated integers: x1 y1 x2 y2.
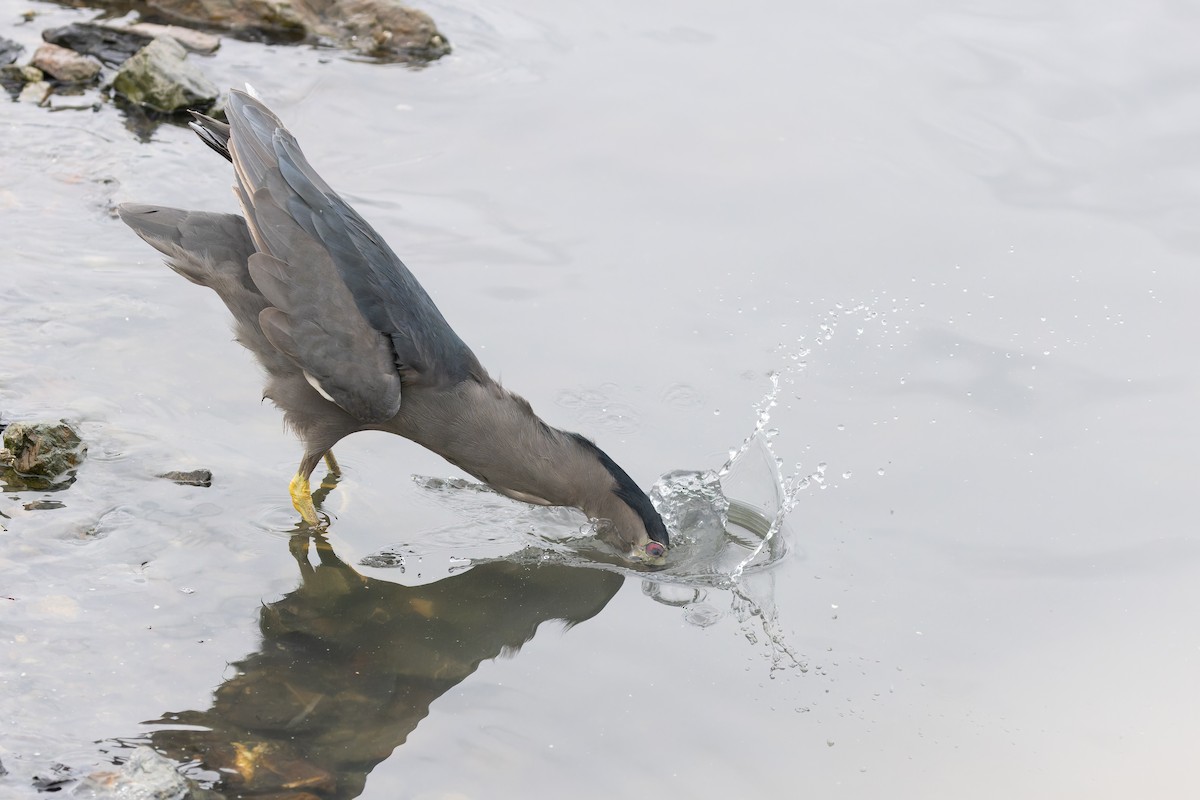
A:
112 36 219 113
1 420 86 490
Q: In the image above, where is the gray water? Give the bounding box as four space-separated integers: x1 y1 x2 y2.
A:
3 0 1200 797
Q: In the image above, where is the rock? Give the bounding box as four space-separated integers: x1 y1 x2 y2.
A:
30 42 102 82
1 63 44 96
136 0 448 62
1 64 44 83
46 93 103 112
24 499 66 510
0 35 23 65
119 22 221 54
72 746 196 799
0 421 86 489
141 0 306 41
42 22 154 65
113 37 219 113
158 469 213 487
15 79 50 105
319 0 450 61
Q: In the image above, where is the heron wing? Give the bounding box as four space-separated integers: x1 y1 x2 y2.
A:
243 194 402 423
224 90 479 393
116 204 290 378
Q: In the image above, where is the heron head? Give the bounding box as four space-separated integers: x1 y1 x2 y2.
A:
565 433 670 563
594 499 670 565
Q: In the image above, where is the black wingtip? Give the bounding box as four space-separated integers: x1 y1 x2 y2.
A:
189 111 233 162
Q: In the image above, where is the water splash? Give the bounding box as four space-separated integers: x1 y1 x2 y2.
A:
640 299 892 673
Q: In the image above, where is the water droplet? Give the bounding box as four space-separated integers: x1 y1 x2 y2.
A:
713 409 721 416
876 467 885 476
836 424 845 431
841 471 852 479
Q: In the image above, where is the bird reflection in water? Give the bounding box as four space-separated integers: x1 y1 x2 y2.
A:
144 531 623 798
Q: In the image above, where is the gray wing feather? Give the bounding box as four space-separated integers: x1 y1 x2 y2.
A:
119 200 402 425
116 204 290 376
245 237 402 424
223 90 480 386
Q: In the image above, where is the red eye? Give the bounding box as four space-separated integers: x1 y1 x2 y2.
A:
646 542 665 558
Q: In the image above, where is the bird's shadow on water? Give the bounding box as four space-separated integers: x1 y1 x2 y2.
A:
135 531 625 798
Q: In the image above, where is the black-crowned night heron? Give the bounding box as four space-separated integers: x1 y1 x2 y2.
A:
119 90 669 561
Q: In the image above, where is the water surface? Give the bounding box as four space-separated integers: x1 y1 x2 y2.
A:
3 0 1199 797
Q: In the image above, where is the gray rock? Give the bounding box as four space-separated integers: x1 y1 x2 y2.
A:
43 22 154 65
24 499 66 510
158 469 213 487
30 42 102 82
72 746 195 799
0 35 22 65
1 421 85 489
112 37 219 113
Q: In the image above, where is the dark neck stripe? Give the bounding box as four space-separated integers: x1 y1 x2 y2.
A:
567 433 670 546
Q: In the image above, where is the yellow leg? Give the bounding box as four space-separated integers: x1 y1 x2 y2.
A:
323 450 341 477
289 471 321 526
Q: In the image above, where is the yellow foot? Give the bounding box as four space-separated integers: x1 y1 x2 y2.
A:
289 471 322 526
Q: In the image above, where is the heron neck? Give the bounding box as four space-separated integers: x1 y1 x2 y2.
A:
390 378 621 511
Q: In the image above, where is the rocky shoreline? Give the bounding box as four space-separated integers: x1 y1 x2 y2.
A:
2 0 448 119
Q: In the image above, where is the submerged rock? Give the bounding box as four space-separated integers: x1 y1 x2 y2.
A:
30 42 102 82
24 499 66 510
0 420 86 489
158 469 213 487
42 22 155 65
0 35 23 65
72 746 196 800
113 36 219 113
